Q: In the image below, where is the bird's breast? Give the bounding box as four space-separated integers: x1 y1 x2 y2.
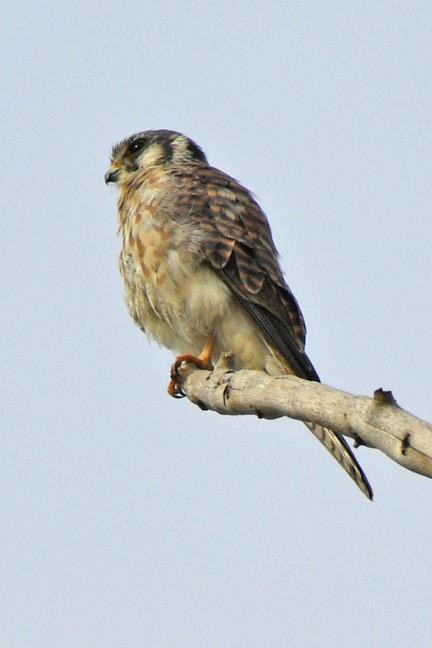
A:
117 177 228 352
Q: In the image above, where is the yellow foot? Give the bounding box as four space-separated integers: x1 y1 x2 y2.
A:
167 353 214 398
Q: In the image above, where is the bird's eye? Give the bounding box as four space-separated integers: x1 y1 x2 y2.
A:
128 138 146 154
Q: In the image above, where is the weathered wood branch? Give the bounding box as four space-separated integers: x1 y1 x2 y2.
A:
174 353 432 480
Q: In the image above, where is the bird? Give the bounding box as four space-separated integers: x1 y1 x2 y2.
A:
105 129 373 500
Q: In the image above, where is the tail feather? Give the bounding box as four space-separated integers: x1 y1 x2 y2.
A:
305 422 373 500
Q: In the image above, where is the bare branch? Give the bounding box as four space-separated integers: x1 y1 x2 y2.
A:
174 353 432 480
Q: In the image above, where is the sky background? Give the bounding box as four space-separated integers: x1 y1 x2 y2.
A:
2 1 432 646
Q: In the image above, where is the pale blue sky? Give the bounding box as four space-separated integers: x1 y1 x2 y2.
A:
2 2 432 646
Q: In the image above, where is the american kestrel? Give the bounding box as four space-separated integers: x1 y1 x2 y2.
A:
105 129 373 500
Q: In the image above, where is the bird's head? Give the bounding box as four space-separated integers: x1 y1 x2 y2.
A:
105 129 208 185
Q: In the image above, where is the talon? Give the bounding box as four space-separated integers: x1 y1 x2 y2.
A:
168 334 216 399
167 363 186 398
167 377 186 398
167 351 214 398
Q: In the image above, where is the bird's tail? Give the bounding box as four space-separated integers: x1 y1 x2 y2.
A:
304 421 373 500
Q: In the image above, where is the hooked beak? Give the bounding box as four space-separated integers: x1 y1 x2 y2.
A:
104 167 120 184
